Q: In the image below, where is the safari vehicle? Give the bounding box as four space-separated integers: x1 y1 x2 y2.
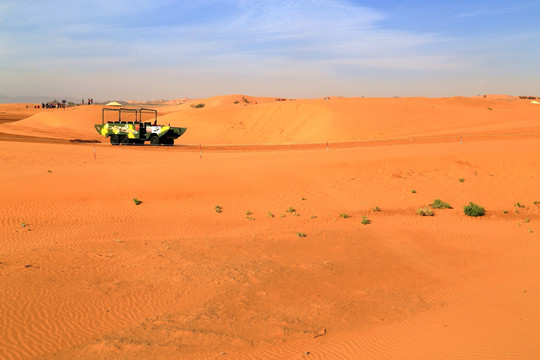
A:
95 107 186 145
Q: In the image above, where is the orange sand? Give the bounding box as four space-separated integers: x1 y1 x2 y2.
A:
0 96 539 359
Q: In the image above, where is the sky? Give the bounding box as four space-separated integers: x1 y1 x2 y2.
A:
0 0 539 101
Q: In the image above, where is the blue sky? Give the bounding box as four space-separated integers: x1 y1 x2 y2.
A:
0 0 538 100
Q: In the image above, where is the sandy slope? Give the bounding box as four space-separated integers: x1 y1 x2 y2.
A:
1 95 539 144
1 96 539 359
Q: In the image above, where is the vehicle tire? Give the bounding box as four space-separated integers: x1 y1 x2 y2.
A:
162 138 174 146
150 135 161 146
120 136 131 145
110 134 120 145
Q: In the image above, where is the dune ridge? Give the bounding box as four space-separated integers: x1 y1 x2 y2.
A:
1 95 538 145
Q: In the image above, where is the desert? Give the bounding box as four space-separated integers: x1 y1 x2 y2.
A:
0 95 539 359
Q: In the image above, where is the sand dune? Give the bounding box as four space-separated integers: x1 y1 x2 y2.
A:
1 95 538 145
1 96 539 359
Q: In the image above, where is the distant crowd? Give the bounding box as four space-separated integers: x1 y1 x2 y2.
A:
519 96 538 100
31 97 96 109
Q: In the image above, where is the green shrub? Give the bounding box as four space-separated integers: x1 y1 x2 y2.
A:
340 213 351 219
464 202 485 217
430 199 452 209
296 232 307 237
361 216 371 225
192 103 205 109
133 198 142 205
215 205 223 213
286 207 296 213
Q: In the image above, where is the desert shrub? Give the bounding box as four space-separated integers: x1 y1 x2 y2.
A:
215 205 223 213
430 199 452 209
464 202 485 217
191 103 205 109
340 213 351 219
296 232 307 237
416 207 434 216
361 216 371 225
133 198 142 205
286 207 296 213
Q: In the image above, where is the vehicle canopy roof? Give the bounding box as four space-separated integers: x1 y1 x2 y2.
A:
101 107 157 124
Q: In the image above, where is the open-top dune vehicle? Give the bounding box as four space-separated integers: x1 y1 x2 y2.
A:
95 107 187 145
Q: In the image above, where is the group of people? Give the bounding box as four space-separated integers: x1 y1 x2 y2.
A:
37 102 65 109
519 96 538 100
83 98 94 105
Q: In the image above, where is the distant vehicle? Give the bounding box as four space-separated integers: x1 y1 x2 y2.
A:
95 107 186 145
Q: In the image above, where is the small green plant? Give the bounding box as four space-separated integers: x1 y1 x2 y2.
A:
503 210 509 214
301 197 307 200
487 107 493 110
310 215 317 219
525 218 530 223
296 232 307 237
459 178 465 183
464 202 485 217
47 170 53 173
514 202 525 208
286 207 296 213
215 205 223 213
416 207 434 216
280 214 286 218
133 198 142 206
534 201 539 205
373 206 381 212
514 208 520 214
340 213 351 219
529 229 534 233
233 100 239 104
191 103 205 109
268 211 274 218
430 199 452 209
21 222 27 228
292 212 300 217
361 216 371 225
246 216 255 221
242 96 250 104
411 189 417 194
246 210 253 216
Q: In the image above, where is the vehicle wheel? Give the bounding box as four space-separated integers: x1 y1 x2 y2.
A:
150 135 161 146
162 138 174 146
120 136 131 145
110 134 120 145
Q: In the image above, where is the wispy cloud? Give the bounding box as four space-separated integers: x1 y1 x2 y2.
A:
0 0 537 99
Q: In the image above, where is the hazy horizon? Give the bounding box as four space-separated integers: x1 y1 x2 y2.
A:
1 1 538 101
